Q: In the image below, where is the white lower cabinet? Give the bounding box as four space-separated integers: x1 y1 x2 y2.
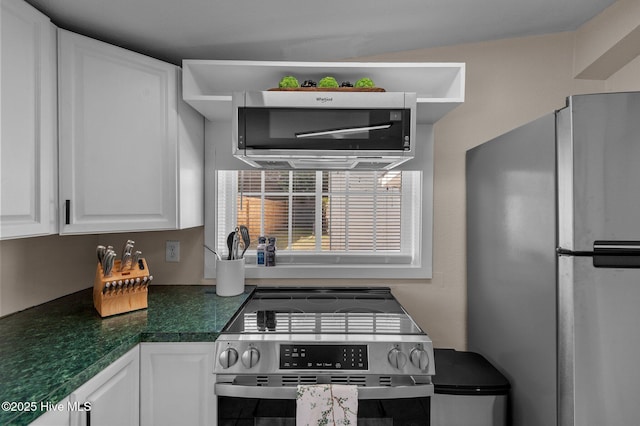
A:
140 342 215 426
30 342 216 425
30 346 140 426
29 397 70 426
69 346 140 426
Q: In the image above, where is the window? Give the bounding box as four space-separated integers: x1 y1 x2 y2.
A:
215 170 422 272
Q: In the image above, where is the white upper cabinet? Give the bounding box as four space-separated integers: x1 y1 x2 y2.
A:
58 30 203 234
0 0 57 240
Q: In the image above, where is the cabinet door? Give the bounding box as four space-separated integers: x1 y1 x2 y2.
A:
29 397 70 426
70 346 139 426
29 347 139 426
140 343 214 426
58 29 178 234
0 0 57 240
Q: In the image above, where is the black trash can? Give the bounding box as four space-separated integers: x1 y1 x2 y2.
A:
431 349 510 426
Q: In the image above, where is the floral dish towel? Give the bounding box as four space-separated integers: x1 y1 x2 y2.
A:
296 384 358 425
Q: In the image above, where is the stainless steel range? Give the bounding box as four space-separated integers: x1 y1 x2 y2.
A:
214 287 434 425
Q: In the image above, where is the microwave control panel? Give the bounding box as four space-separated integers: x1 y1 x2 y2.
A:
280 344 368 370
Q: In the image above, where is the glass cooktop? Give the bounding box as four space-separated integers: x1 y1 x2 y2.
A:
222 287 424 335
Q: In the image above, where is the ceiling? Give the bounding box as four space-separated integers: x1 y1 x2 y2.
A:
26 0 617 65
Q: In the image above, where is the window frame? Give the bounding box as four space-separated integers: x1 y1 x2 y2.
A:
218 169 417 259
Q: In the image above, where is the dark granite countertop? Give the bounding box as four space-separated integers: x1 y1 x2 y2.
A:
0 285 253 425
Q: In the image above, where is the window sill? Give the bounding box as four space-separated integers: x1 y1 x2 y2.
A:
242 263 431 279
204 251 432 280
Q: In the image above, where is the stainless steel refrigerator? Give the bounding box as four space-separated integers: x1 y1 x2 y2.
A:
466 91 640 426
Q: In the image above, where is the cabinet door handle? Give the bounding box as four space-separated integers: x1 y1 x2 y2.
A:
65 200 71 225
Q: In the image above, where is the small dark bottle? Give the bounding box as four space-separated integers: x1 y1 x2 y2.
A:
266 237 277 266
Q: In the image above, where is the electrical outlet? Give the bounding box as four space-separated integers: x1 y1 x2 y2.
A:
166 240 180 262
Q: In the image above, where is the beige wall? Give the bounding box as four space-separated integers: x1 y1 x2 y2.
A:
607 54 640 91
3 10 640 348
0 227 206 316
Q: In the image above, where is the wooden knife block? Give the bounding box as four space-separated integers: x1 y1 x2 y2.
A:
93 259 150 317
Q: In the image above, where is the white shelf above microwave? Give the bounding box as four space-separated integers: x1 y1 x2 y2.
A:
182 60 465 124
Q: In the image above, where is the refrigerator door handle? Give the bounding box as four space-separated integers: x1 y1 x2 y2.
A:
556 248 593 257
558 241 640 268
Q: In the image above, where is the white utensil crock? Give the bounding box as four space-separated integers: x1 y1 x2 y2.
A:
215 259 245 296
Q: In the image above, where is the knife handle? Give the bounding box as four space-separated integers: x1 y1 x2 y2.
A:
93 257 150 317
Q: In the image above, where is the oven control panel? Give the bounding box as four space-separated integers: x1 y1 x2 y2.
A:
213 338 435 376
280 344 368 370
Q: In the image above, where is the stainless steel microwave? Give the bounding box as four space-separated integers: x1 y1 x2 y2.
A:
232 91 417 169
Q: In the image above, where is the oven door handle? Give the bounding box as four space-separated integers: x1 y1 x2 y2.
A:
215 383 434 400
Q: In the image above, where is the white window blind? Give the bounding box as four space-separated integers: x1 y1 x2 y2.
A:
216 170 421 266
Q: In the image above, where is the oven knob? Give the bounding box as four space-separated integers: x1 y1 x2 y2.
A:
387 348 408 369
241 347 261 369
410 348 430 370
219 348 239 369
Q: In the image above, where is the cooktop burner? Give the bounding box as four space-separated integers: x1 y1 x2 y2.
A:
222 287 424 335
